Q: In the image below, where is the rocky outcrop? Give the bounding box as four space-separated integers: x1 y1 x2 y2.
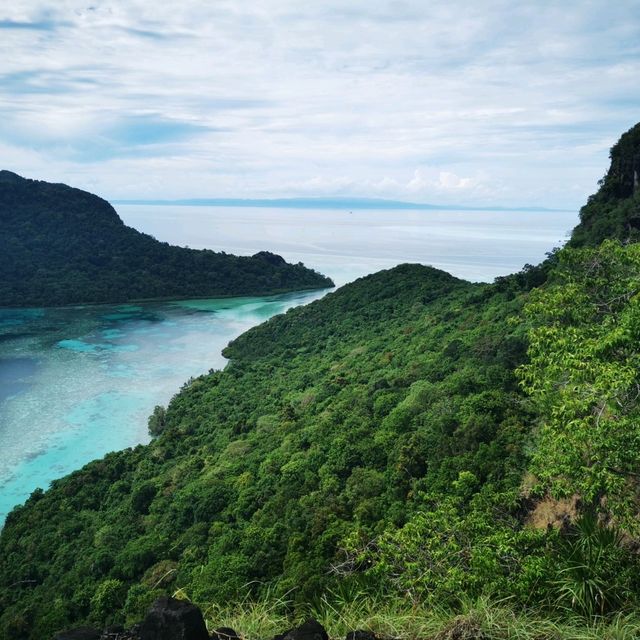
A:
281 620 329 640
603 122 640 199
137 597 209 640
53 599 381 640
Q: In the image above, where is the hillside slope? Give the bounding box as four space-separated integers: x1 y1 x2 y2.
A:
2 123 640 638
0 171 333 307
0 265 531 637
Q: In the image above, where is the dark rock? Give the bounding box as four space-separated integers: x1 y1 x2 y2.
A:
282 619 328 640
346 632 377 640
211 627 240 640
102 624 124 634
138 596 209 640
54 628 101 640
101 624 139 639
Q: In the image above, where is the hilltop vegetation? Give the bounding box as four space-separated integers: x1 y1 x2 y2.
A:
1 263 536 638
0 171 333 307
2 123 640 639
569 122 640 248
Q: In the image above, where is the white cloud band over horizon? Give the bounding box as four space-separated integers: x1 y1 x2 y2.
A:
0 1 639 209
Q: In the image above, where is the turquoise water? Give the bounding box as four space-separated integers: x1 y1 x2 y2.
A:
0 205 580 523
0 291 325 522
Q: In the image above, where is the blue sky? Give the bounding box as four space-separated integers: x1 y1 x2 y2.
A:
0 1 638 208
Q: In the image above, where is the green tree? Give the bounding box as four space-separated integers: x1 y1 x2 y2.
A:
519 240 640 530
147 405 167 437
90 579 126 624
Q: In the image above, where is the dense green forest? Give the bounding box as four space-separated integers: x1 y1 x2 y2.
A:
1 123 640 639
0 171 333 307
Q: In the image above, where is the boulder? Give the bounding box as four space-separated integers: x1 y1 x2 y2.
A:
101 624 140 639
138 596 209 640
211 627 240 640
346 632 377 640
282 619 328 640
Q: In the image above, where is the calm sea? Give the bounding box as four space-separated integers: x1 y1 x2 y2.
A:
117 204 579 286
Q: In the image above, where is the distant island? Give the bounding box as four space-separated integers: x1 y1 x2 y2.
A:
0 171 334 307
114 195 573 212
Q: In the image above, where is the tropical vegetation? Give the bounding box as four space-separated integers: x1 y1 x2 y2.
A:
1 123 640 639
0 170 333 307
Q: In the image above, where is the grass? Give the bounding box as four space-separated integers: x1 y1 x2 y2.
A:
188 590 640 640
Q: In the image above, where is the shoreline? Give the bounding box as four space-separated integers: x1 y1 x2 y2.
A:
0 284 336 312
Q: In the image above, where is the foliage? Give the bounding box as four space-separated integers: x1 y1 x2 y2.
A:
148 405 167 437
518 240 640 529
340 485 553 607
569 122 640 248
0 171 333 307
0 264 532 638
3 123 640 638
90 579 126 624
204 593 640 640
553 512 634 617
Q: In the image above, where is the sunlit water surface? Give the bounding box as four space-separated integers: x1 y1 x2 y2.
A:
0 205 578 522
118 205 579 286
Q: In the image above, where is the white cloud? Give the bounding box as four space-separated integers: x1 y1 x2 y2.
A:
437 172 474 190
0 1 638 207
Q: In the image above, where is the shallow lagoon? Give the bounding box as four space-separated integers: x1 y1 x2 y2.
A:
0 205 579 522
0 291 324 522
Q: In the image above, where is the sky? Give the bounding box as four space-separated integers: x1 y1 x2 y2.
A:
0 1 639 209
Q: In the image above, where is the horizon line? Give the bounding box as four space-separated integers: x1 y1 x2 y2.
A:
112 195 575 213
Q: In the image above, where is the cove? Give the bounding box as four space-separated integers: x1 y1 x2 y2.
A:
0 290 326 523
0 205 580 523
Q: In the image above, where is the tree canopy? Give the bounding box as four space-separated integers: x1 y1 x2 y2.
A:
0 171 333 307
3 124 640 638
519 240 640 530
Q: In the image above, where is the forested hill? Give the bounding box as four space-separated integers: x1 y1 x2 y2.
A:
3 124 640 639
2 263 527 638
569 121 640 247
0 171 333 307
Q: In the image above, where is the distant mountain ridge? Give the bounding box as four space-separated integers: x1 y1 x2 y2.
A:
114 195 572 212
0 171 333 307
